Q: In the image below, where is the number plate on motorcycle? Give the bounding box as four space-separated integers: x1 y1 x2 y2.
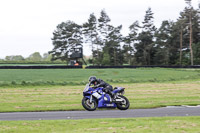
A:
106 104 114 107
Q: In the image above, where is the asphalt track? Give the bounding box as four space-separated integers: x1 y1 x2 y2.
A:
0 106 200 121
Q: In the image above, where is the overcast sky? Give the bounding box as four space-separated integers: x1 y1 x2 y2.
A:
0 0 199 58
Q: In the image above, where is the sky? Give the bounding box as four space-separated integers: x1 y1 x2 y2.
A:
0 0 199 59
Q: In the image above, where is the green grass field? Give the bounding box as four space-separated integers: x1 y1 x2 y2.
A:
1 117 200 133
0 68 200 112
0 68 200 86
1 68 200 133
0 82 200 112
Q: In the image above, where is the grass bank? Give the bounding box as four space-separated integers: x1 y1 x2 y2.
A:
0 68 200 86
1 116 200 133
0 82 200 112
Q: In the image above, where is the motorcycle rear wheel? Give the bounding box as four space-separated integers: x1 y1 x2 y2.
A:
82 97 97 111
116 95 130 110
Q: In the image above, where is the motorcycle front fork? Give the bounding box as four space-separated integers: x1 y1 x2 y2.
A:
89 95 93 103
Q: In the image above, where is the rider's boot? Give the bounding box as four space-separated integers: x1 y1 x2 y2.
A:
107 90 116 100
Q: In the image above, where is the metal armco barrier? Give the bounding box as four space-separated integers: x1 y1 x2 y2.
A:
0 65 200 69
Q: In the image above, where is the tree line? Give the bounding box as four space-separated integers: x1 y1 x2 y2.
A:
49 0 199 66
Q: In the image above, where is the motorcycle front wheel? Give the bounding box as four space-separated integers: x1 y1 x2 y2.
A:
116 95 130 110
82 97 97 111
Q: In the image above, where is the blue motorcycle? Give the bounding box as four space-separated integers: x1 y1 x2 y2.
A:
82 84 130 111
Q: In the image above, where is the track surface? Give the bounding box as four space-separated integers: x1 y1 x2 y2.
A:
0 106 200 121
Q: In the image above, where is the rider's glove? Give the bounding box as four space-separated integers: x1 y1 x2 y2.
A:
94 84 100 88
89 82 92 86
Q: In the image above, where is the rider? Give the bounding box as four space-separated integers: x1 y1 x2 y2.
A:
88 76 115 99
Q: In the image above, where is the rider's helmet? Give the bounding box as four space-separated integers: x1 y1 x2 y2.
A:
88 76 97 84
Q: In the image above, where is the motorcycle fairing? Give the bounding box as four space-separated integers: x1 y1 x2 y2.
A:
98 94 117 108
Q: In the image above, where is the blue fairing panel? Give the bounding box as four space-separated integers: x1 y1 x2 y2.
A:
98 94 117 108
84 96 91 99
113 87 124 93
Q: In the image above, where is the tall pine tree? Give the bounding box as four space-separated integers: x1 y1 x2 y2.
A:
82 13 98 65
124 21 139 65
185 0 194 65
104 25 123 65
49 21 83 62
154 20 173 65
135 8 157 65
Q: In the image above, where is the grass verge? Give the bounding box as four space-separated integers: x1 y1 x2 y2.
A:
0 116 200 133
0 82 200 112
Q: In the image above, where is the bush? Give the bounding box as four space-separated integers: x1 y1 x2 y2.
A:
21 81 26 85
11 81 17 85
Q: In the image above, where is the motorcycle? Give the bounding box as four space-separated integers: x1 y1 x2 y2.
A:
82 84 130 111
